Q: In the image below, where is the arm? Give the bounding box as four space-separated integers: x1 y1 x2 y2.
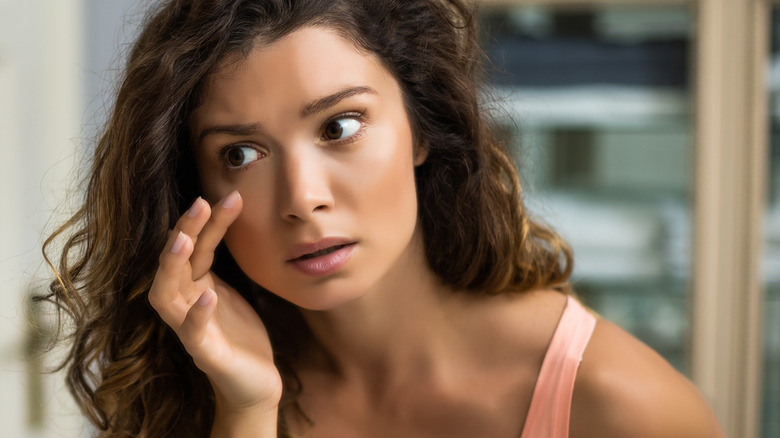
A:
570 319 725 438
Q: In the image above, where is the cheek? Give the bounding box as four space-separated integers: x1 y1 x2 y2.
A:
337 125 417 226
225 201 271 246
222 174 277 269
354 127 418 214
223 206 277 289
194 160 233 204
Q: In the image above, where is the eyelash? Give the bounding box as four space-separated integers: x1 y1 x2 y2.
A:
216 144 262 174
215 110 368 173
321 111 367 145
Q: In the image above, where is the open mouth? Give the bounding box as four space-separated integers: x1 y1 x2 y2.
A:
287 241 356 277
297 244 351 260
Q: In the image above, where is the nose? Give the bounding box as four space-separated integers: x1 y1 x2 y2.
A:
277 150 334 222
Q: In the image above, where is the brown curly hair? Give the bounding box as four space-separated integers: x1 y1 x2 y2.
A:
40 0 573 436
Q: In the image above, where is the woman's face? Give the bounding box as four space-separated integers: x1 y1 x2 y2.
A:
191 26 425 310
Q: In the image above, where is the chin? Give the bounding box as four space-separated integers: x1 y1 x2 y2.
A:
260 278 370 312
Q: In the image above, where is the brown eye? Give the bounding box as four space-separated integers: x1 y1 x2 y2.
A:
223 146 259 168
323 118 361 140
324 121 344 140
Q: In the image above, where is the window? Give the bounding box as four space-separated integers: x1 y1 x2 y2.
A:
763 7 780 438
479 4 694 372
479 1 769 437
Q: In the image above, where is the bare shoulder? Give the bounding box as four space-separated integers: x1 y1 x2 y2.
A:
570 318 725 438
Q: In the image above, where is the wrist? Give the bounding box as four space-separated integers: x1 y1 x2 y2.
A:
211 399 279 438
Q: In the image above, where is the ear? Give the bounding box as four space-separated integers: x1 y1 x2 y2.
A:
413 141 429 166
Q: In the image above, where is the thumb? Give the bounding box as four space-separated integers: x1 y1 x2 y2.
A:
179 288 218 353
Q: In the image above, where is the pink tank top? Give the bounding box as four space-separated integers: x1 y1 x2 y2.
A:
519 296 598 438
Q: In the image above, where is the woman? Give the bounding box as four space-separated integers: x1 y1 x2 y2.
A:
42 0 725 437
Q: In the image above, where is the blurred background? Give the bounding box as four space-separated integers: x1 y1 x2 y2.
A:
0 0 776 437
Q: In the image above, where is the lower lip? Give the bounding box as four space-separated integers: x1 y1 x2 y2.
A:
287 244 355 277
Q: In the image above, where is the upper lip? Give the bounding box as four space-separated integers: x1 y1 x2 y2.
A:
285 237 356 261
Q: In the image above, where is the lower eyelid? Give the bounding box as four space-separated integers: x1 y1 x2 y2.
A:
328 124 367 146
217 144 266 170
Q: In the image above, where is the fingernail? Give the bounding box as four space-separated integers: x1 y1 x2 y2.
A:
198 288 215 306
186 197 204 217
171 231 187 254
221 191 240 209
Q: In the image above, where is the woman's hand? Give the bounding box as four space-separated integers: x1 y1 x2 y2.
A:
148 191 283 428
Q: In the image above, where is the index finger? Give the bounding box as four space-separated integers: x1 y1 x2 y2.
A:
190 190 243 279
149 230 196 328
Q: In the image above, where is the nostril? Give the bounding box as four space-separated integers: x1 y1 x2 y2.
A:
282 201 331 223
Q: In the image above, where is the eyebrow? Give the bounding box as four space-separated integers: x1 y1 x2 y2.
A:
198 123 263 143
197 86 377 143
300 86 377 117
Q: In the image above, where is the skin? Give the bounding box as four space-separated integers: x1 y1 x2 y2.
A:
191 25 425 313
149 26 726 438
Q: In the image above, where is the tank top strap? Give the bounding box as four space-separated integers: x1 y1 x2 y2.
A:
519 295 598 438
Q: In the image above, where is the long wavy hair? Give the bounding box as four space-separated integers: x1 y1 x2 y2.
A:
40 0 573 436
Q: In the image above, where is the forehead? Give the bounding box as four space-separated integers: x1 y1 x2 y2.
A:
191 26 398 129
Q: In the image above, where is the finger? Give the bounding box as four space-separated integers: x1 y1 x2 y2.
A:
191 191 243 278
149 231 194 328
179 287 218 359
174 197 212 248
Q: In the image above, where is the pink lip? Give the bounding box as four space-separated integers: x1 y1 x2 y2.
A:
286 237 356 277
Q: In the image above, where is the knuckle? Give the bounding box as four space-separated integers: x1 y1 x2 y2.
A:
158 251 178 269
174 214 190 231
147 290 161 309
211 205 237 226
177 202 211 232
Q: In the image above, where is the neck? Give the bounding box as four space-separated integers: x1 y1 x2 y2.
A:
297 231 477 391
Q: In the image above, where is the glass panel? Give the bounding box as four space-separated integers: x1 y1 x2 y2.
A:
479 5 693 373
763 9 780 438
